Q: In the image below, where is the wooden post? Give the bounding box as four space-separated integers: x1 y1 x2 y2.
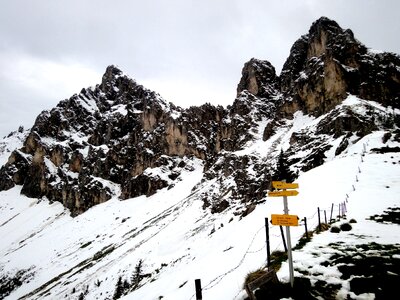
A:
279 226 287 252
245 270 279 300
245 285 256 300
317 207 321 231
338 203 341 219
304 217 309 239
330 203 334 223
324 210 327 224
195 279 202 300
265 218 271 269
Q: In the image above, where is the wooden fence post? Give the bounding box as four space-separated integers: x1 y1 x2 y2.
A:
330 203 334 223
265 218 271 269
304 217 309 239
279 226 287 252
195 279 202 300
317 207 321 231
245 270 279 300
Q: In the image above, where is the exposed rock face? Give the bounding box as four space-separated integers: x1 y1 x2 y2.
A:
280 17 400 116
0 65 261 215
237 58 280 98
0 17 399 216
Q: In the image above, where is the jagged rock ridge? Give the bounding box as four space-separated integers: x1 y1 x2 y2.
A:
0 65 269 215
279 17 399 117
0 17 399 216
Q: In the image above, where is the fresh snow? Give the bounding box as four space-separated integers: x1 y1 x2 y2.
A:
110 104 128 117
368 48 385 55
0 128 399 299
0 94 400 299
0 130 27 166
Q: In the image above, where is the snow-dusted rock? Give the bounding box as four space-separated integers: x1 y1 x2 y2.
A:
0 17 399 218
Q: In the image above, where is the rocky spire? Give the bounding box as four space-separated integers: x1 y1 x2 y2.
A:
279 16 399 116
102 65 123 83
236 58 280 98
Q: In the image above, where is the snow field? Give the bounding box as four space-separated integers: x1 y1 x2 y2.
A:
0 125 399 299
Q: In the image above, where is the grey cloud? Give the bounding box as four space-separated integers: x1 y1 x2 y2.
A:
0 0 399 137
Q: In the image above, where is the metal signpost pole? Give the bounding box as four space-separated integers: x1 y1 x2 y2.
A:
283 193 294 288
269 180 298 289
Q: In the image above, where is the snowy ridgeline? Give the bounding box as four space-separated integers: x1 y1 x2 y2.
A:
0 109 399 299
1 16 400 298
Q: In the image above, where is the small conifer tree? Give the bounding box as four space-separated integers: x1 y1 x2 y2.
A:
273 150 297 183
131 259 144 289
113 276 123 300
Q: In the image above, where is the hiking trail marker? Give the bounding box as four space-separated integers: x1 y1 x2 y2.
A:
271 182 299 190
271 214 299 226
268 190 299 197
268 180 299 288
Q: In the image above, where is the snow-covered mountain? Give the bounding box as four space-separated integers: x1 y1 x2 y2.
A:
0 17 399 299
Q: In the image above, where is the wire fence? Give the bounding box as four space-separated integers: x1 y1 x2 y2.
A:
190 141 370 299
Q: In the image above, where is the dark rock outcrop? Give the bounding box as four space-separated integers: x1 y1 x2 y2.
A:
237 58 280 98
280 17 399 117
0 65 261 215
0 17 399 216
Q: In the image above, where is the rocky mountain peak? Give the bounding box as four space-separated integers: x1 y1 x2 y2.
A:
0 17 399 218
0 63 266 215
307 16 362 59
100 65 126 96
280 17 399 117
102 64 124 82
98 64 164 108
309 16 341 32
236 58 279 98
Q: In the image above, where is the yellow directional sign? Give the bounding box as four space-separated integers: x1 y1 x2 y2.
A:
268 190 299 197
272 181 299 190
271 214 299 226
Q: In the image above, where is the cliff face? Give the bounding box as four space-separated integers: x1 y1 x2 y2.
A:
280 17 400 116
0 65 263 216
0 17 399 216
236 58 280 99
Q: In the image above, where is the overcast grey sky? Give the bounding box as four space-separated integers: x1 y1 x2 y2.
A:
1 0 399 137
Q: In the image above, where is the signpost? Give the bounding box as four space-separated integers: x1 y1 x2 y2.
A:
272 182 299 190
271 214 298 226
267 190 299 197
268 181 299 288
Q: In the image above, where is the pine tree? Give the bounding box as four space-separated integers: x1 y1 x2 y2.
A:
113 276 123 300
131 259 143 289
273 150 297 183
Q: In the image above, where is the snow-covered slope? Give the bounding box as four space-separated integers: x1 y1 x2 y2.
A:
1 17 400 299
1 106 399 299
0 129 27 166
